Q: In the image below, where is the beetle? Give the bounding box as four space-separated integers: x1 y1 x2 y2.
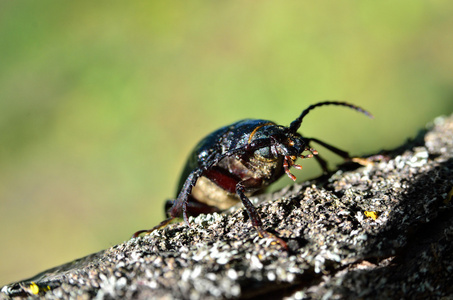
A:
133 101 372 246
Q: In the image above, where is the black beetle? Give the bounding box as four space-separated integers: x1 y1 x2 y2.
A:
134 101 372 246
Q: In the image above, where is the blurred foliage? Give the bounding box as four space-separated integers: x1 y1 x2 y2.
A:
1 1 452 285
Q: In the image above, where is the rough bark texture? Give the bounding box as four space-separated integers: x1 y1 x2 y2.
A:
2 114 453 300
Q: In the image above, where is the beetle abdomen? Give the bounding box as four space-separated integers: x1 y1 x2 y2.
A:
190 175 240 210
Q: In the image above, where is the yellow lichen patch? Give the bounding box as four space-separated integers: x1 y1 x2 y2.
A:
364 211 378 220
25 282 51 295
29 282 40 295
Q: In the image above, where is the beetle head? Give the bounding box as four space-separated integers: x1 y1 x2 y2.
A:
249 101 372 181
248 124 314 181
249 124 305 156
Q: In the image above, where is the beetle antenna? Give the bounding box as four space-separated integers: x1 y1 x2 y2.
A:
289 101 373 133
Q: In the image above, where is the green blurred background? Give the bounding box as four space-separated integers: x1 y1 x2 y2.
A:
1 1 452 285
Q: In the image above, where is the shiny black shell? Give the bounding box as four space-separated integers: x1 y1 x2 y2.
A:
176 119 286 194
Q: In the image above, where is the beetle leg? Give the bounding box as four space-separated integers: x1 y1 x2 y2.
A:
133 197 223 238
271 144 279 158
132 169 206 238
169 168 204 225
132 217 174 238
236 179 288 249
166 197 220 217
236 180 263 227
305 138 351 173
245 137 273 151
306 138 350 159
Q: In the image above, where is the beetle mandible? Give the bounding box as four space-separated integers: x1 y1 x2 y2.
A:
134 101 372 245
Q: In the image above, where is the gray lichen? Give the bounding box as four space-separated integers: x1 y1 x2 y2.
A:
2 114 453 299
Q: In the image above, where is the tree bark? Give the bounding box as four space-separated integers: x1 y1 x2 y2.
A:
2 114 453 299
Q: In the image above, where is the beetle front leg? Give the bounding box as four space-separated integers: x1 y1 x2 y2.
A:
236 180 263 228
236 179 287 249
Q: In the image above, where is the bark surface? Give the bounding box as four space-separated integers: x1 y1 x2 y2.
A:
2 114 453 299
